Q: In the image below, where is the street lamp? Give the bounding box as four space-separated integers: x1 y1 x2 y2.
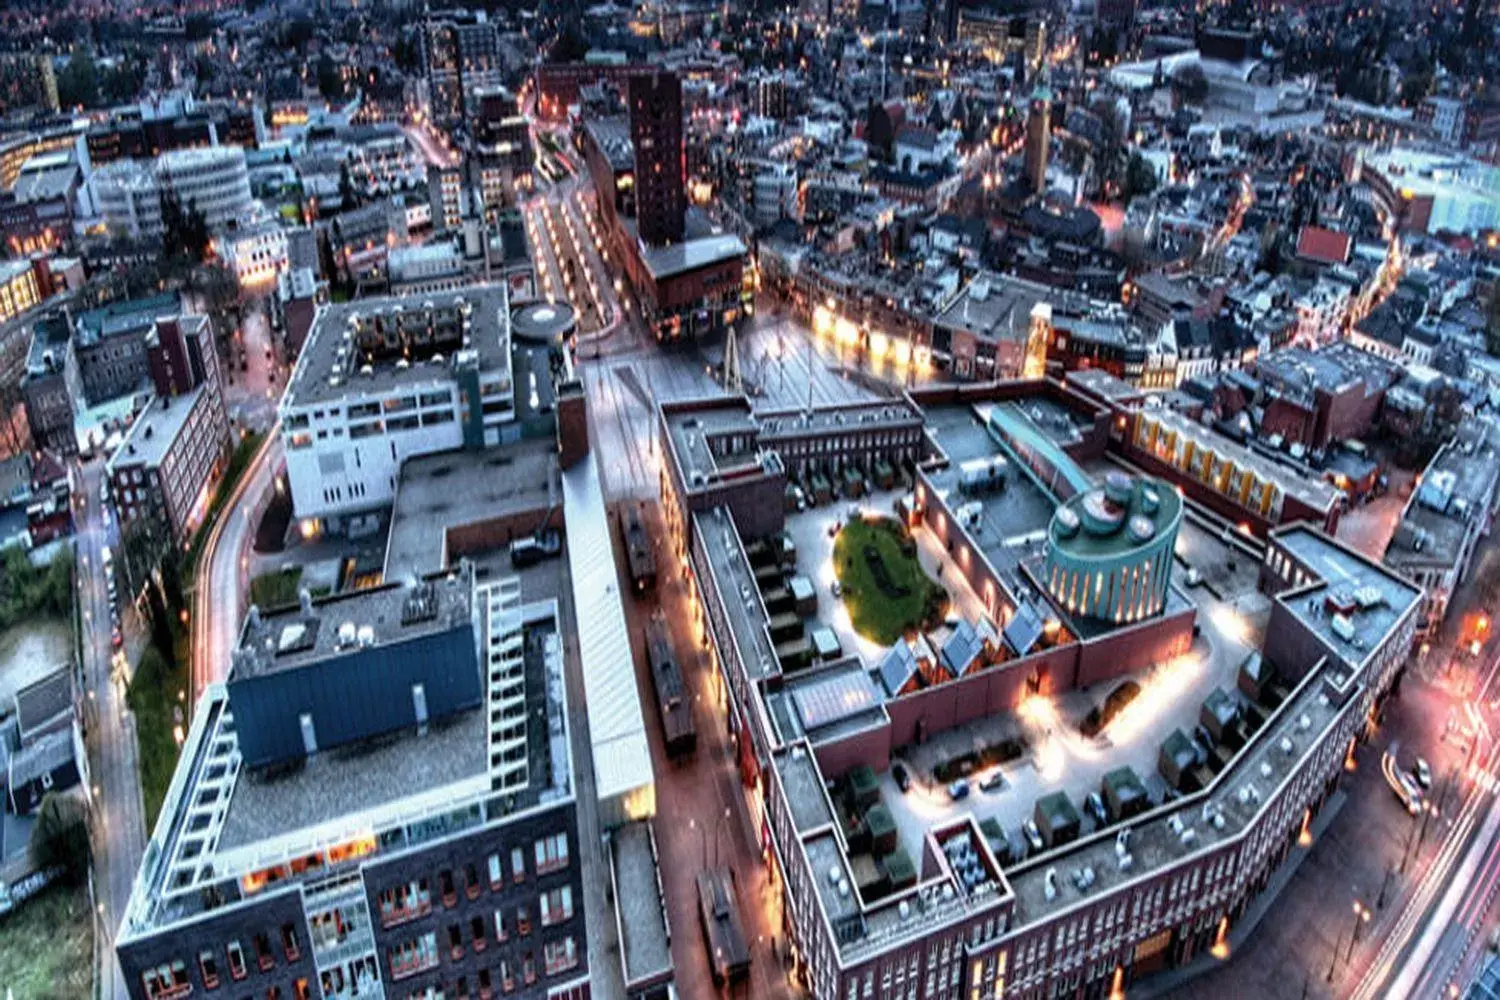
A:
1346 901 1371 965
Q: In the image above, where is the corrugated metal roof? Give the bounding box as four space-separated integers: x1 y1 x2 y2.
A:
561 451 654 816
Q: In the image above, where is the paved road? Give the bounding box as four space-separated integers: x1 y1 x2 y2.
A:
76 457 142 1000
192 432 283 697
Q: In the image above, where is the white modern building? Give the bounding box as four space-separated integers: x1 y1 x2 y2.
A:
278 284 516 532
157 146 253 230
92 160 164 239
90 145 253 240
1357 146 1500 236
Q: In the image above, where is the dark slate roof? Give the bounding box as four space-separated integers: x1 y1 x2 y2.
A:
14 667 72 743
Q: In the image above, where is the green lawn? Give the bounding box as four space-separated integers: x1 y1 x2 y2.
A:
0 882 94 999
128 640 190 831
250 565 304 609
833 517 944 646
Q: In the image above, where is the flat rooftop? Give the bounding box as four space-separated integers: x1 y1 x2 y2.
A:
232 569 474 679
923 404 1061 583
765 658 889 747
1385 417 1500 573
217 703 490 851
776 745 836 834
934 271 1054 344
610 822 674 990
1008 657 1350 925
109 386 207 471
385 439 559 579
127 590 572 935
638 231 748 282
1275 526 1421 664
1144 407 1340 513
694 506 782 682
283 284 512 409
664 398 761 487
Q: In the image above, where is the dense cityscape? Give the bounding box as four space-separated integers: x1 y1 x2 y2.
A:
0 0 1498 998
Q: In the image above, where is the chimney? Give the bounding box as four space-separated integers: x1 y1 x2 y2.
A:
555 378 589 469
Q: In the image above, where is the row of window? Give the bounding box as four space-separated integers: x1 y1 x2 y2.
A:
388 928 580 989
141 925 302 998
398 936 578 1000
377 835 571 929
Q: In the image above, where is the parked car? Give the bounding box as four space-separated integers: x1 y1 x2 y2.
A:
1022 820 1044 853
947 779 971 801
979 770 1005 793
830 580 842 599
1085 792 1108 825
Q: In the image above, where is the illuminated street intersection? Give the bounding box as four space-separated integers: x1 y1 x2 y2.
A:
656 380 1420 1000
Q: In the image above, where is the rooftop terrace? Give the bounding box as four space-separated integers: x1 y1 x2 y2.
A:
282 284 512 409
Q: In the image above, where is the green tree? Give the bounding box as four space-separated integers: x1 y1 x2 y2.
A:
1171 63 1208 106
1123 152 1157 200
316 53 345 102
30 792 91 886
865 100 895 162
55 49 98 109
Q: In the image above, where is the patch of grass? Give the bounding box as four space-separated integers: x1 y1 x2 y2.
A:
0 882 94 999
833 517 943 646
250 565 304 609
128 642 190 830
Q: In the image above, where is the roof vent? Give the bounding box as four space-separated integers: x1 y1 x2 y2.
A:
337 621 357 647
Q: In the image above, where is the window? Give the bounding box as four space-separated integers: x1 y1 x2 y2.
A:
500 959 515 993
493 909 508 942
464 862 481 900
539 886 573 927
378 879 432 926
534 833 569 875
544 937 578 976
227 941 247 981
293 981 311 1000
487 853 503 888
478 968 493 1000
141 960 190 999
522 952 536 985
387 931 439 980
510 847 525 883
440 869 457 906
447 922 464 960
198 950 219 989
516 904 532 937
255 932 275 971
281 923 301 962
